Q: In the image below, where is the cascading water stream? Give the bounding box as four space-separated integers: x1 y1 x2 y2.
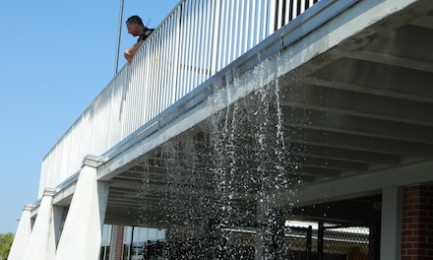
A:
135 56 306 259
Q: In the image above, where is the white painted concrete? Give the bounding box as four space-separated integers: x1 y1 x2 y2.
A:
55 156 109 260
8 204 34 260
22 188 57 260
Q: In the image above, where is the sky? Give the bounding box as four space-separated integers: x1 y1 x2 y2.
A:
0 0 180 234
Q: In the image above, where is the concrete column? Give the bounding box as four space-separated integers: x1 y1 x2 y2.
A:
380 187 402 260
55 155 109 260
22 188 57 260
8 204 34 260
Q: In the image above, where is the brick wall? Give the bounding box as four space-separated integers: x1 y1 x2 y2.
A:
401 185 433 259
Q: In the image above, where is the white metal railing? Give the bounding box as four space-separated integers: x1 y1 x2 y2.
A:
39 0 320 196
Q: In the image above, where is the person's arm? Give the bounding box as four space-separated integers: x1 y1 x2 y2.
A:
124 40 144 64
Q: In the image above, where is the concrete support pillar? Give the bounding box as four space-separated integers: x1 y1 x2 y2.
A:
8 204 34 260
22 188 57 260
55 155 109 260
380 187 402 260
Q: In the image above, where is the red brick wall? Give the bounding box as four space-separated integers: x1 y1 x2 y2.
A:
401 185 433 259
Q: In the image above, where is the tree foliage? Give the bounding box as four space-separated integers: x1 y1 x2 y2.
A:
0 233 14 260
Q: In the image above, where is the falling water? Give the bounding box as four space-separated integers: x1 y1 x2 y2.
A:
134 56 307 259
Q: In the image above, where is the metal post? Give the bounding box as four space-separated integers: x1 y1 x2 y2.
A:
317 221 324 260
306 225 312 260
114 0 125 75
129 226 135 258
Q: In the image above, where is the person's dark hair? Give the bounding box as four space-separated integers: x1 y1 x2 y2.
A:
126 15 144 26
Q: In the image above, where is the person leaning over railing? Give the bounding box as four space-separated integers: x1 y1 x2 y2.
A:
124 15 154 64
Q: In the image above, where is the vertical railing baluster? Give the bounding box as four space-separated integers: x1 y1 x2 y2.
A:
172 7 181 103
202 0 212 82
185 0 194 95
238 0 245 58
233 0 239 60
269 0 277 33
286 0 291 23
257 0 263 43
300 0 306 13
219 0 227 69
210 0 221 75
177 2 186 100
192 0 201 90
292 0 298 19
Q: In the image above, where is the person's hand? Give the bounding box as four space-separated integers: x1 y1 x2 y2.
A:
124 51 133 64
124 41 142 64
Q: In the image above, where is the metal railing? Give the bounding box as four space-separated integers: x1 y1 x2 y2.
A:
39 0 321 196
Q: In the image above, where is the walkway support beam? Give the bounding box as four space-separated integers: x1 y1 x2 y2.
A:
55 155 109 260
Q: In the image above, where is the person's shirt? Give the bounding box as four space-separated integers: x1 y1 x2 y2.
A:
138 27 154 43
